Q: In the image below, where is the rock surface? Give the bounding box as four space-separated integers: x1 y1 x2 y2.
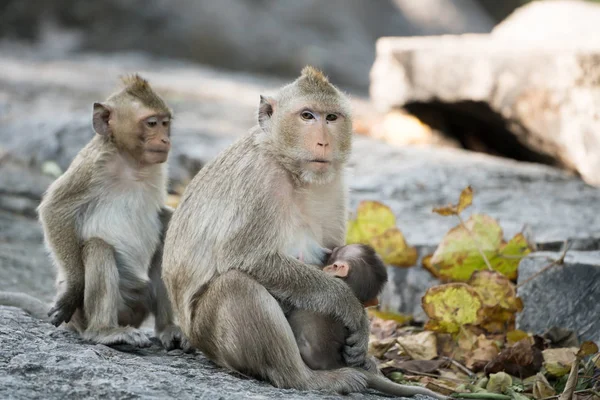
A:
0 307 408 400
0 0 495 92
516 251 600 344
369 0 600 185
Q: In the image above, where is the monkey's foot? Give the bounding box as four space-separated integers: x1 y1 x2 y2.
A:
155 324 192 352
307 367 367 394
84 327 152 348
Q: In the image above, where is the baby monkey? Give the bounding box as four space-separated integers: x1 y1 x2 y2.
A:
289 244 386 371
289 244 447 400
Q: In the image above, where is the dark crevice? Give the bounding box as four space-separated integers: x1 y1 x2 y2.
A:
404 101 559 166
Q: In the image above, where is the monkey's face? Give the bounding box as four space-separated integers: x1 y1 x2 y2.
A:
138 113 172 165
275 103 352 184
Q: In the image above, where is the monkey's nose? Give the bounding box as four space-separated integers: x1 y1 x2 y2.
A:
161 138 170 144
317 142 329 147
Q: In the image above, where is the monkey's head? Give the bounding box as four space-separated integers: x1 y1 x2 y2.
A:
257 66 353 185
324 244 388 304
92 74 173 165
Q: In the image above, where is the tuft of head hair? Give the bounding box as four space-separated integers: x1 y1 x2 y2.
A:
119 74 170 114
297 65 337 95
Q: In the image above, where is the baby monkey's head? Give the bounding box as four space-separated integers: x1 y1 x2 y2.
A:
324 244 388 305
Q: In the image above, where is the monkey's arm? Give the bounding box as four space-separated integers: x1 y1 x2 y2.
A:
38 192 85 327
240 252 370 367
149 207 191 351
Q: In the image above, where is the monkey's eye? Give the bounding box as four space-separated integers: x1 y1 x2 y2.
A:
162 118 170 127
301 111 315 120
146 117 158 128
326 114 338 122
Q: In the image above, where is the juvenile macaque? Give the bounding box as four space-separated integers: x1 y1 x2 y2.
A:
1 75 188 350
289 244 447 399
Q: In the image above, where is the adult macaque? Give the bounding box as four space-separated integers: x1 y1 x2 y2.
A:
163 66 371 393
289 244 447 399
1 75 187 350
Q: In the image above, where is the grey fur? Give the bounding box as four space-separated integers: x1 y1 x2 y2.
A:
163 68 372 394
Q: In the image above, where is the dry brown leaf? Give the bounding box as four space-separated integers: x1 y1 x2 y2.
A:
543 347 578 377
369 337 397 359
578 341 599 357
381 359 448 375
432 186 473 216
484 338 544 378
468 335 500 370
532 373 556 399
396 331 438 361
423 379 458 396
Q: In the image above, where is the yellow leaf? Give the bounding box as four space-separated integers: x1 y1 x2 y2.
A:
432 186 473 216
486 371 512 394
346 201 397 244
578 341 599 357
345 218 362 244
506 330 530 346
469 271 519 309
368 309 413 325
396 331 438 361
346 201 416 268
422 283 484 333
370 228 418 267
489 233 532 281
429 215 532 282
457 186 474 213
542 347 578 377
429 214 503 281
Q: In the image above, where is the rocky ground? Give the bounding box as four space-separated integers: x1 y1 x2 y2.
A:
1 40 600 398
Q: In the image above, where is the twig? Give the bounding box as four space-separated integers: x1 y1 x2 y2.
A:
457 214 493 271
540 389 600 400
516 240 570 289
402 369 466 383
559 353 581 400
451 393 511 400
443 357 475 378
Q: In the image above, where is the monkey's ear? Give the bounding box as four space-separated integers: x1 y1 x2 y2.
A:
258 95 276 131
92 102 112 136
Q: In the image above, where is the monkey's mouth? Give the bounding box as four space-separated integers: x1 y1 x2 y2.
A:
146 149 169 154
308 159 331 164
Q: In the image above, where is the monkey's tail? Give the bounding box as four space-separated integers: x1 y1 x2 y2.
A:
0 291 50 320
364 371 448 400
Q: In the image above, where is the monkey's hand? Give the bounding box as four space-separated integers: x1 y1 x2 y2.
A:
342 309 370 368
48 290 81 327
156 324 193 353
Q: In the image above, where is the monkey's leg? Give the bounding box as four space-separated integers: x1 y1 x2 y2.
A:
149 246 191 351
81 238 151 347
189 271 367 394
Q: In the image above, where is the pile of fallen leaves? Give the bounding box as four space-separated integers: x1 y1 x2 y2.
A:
347 187 600 400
